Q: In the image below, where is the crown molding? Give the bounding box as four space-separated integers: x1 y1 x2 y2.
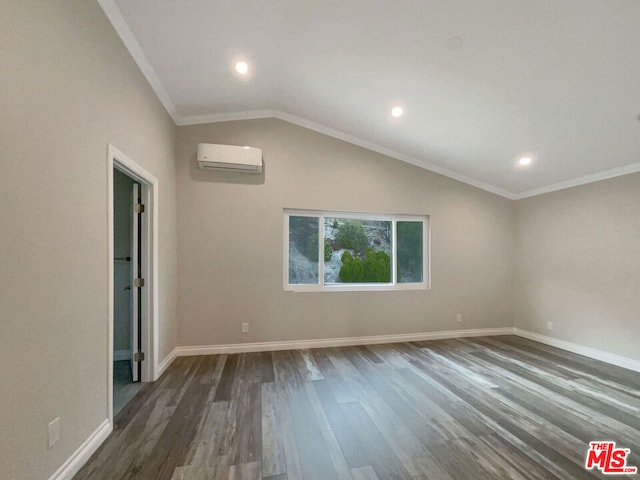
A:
96 0 516 200
97 0 640 202
514 163 640 200
178 108 640 201
176 110 277 126
98 0 178 122
177 109 518 199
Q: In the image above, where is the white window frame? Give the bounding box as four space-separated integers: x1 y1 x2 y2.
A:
283 209 430 292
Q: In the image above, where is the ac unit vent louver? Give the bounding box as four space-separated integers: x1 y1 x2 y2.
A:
197 143 263 174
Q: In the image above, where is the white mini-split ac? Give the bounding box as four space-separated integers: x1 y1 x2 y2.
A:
197 143 263 173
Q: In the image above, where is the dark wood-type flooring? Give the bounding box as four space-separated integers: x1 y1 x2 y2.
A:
75 335 640 480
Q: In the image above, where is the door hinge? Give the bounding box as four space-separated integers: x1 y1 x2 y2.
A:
134 278 145 288
133 351 145 362
134 203 145 213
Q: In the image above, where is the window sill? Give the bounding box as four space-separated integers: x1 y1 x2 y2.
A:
284 283 430 293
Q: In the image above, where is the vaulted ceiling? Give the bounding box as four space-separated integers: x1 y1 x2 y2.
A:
100 0 640 198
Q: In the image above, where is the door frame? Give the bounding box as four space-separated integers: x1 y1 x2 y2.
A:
107 144 159 423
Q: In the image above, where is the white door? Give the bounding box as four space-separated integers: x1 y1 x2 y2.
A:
131 183 141 382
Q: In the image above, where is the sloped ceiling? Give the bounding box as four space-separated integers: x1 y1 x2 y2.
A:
100 0 640 198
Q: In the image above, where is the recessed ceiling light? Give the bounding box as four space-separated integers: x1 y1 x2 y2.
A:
391 106 404 118
235 61 248 75
518 156 532 166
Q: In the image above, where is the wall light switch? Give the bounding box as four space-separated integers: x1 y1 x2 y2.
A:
456 313 462 323
547 321 553 331
241 323 249 333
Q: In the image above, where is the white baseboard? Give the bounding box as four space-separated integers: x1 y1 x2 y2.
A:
513 328 640 373
48 419 112 480
47 326 640 480
174 327 514 356
113 349 131 361
155 347 178 380
173 327 640 373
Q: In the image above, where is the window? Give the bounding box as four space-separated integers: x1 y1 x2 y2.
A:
284 209 429 291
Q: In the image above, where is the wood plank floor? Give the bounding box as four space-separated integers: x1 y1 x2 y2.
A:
74 335 640 480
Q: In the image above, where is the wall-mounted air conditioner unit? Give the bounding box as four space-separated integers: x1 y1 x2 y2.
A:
197 143 263 173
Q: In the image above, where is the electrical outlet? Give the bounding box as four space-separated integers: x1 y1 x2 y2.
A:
241 322 249 333
48 417 61 448
547 321 553 331
456 313 462 323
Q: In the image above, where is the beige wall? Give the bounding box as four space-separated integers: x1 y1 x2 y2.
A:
514 173 640 361
3 2 637 478
0 1 178 479
176 119 515 347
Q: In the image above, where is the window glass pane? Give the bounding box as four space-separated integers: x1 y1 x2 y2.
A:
324 217 392 284
397 221 423 283
288 216 319 284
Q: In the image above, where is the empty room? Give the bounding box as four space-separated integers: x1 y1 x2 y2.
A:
2 1 640 479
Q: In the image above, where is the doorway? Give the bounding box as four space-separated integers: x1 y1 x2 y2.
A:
113 169 142 415
107 145 158 423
